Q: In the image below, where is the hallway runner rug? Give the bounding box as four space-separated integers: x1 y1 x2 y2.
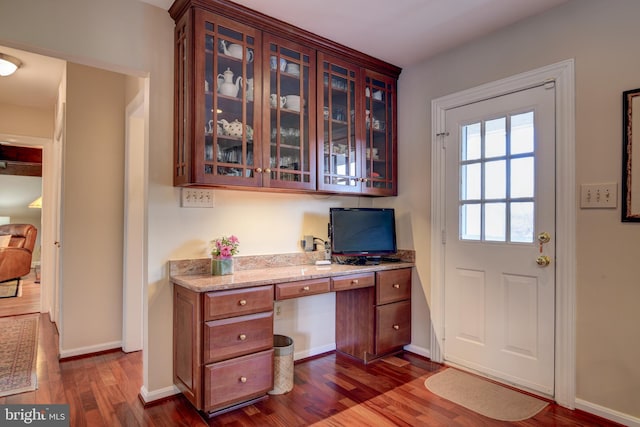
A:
424 368 548 422
0 313 39 397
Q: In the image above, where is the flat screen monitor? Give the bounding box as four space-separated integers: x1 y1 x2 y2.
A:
329 208 397 257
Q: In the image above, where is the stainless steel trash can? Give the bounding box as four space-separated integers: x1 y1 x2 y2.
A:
269 335 294 395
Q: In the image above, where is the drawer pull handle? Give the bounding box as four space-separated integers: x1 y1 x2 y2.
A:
239 299 247 306
351 279 358 285
302 286 310 291
393 283 400 289
239 376 247 383
393 324 400 330
238 333 247 341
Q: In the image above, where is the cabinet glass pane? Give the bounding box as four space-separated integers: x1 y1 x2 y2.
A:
268 43 312 184
365 74 394 191
322 62 357 187
203 20 256 179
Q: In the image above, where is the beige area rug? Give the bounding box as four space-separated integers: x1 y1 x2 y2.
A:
424 368 548 422
0 313 39 397
0 280 20 299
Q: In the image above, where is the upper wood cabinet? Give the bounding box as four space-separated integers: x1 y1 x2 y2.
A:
169 0 401 196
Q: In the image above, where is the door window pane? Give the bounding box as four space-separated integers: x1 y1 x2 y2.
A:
461 204 481 240
462 123 481 161
511 202 534 242
485 160 506 199
511 112 534 155
485 117 506 158
485 203 506 241
462 163 481 200
511 157 534 198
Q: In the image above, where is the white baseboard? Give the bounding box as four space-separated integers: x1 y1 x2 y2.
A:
139 385 180 405
294 343 336 361
404 343 431 359
58 341 122 359
575 398 640 427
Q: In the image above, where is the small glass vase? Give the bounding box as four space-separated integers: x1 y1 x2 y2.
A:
211 257 234 276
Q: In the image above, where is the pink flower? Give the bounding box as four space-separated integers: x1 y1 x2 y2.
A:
210 235 240 259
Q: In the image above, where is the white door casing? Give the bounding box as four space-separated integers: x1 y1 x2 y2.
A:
443 85 555 395
430 59 576 408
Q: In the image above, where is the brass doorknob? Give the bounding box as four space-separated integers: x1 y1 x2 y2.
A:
239 376 247 383
238 334 247 341
537 232 551 244
393 325 400 330
536 255 551 267
239 299 247 306
255 167 262 173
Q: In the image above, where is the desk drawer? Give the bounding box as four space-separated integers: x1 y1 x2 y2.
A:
331 272 375 291
204 311 273 363
376 269 411 305
203 349 274 413
204 286 273 321
376 300 411 355
275 278 330 300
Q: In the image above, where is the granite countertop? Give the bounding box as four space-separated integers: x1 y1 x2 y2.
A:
170 261 414 293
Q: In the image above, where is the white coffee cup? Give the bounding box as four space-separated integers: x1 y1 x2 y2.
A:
285 63 300 75
285 95 301 111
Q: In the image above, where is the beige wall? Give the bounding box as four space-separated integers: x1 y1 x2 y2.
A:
0 103 52 138
61 62 126 352
399 0 640 419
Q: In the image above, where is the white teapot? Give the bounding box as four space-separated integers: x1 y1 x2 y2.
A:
218 119 253 139
217 68 242 98
219 40 254 62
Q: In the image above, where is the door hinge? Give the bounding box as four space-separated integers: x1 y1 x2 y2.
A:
441 230 446 244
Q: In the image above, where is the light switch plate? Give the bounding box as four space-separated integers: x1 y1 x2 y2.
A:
580 183 617 209
181 188 215 208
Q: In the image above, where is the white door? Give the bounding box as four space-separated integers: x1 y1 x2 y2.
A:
443 84 556 396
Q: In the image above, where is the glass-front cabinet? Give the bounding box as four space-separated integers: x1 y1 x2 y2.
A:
317 55 397 196
262 34 316 191
363 71 396 195
317 54 361 194
171 0 399 196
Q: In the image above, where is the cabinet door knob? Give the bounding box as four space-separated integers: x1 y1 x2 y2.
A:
239 333 247 341
255 167 263 173
239 376 247 383
239 299 247 306
302 286 310 291
393 324 400 330
392 283 400 289
351 279 358 285
264 168 272 173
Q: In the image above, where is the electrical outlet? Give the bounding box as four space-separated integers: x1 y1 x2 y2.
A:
303 235 314 251
275 304 282 316
580 183 617 209
181 188 215 208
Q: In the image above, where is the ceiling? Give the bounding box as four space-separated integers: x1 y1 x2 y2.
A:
0 0 569 110
143 0 569 67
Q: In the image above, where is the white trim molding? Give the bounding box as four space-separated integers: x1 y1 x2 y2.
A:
430 59 576 408
575 398 640 427
58 341 122 359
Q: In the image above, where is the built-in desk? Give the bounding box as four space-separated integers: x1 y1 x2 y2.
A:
170 257 414 416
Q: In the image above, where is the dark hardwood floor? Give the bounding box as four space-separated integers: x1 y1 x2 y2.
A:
0 309 620 426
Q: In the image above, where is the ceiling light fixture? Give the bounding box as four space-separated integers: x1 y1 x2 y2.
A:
28 196 42 209
0 53 22 76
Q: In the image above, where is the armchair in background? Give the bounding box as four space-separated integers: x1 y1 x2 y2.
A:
0 224 38 283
